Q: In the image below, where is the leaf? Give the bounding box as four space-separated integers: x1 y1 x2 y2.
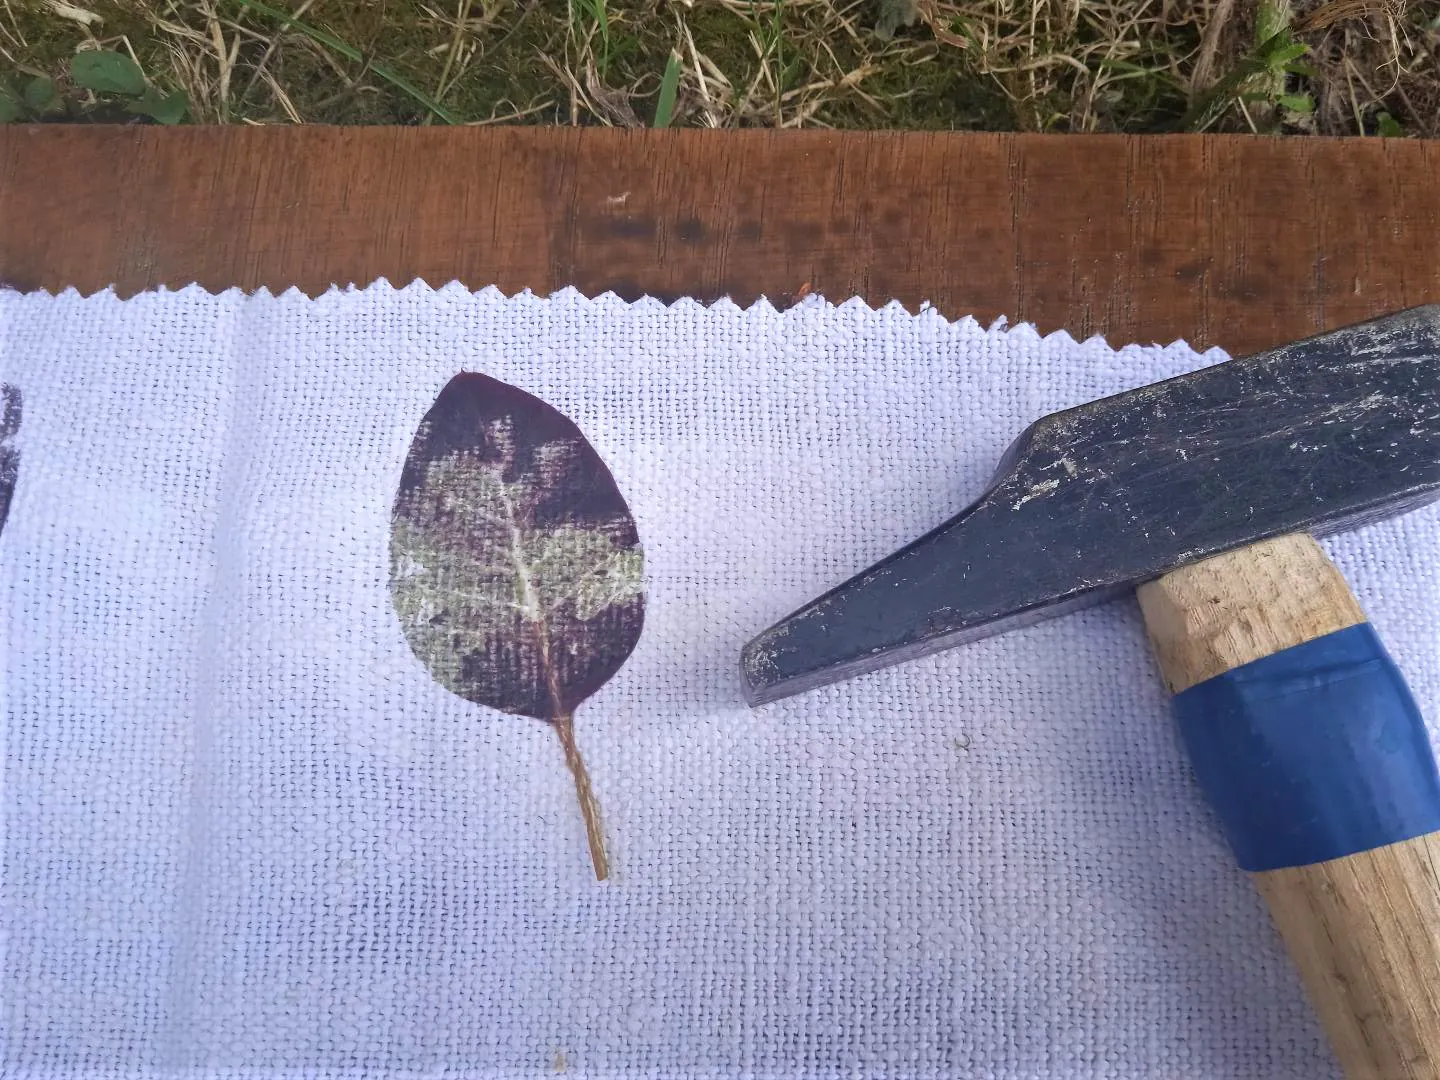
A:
1277 93 1314 114
1255 1 1289 45
653 50 680 128
71 49 146 96
390 372 645 880
23 76 60 115
126 87 188 124
0 92 20 124
0 384 20 536
1264 41 1308 70
1377 111 1404 138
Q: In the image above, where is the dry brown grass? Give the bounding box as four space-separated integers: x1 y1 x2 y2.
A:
0 0 1435 133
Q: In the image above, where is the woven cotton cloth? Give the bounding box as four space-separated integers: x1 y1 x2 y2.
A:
2 283 1434 1079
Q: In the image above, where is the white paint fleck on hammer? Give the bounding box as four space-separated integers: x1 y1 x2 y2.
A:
1012 477 1061 510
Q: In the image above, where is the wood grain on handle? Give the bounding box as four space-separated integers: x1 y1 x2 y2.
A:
1138 535 1440 1080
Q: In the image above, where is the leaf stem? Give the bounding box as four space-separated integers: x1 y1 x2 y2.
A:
554 713 609 880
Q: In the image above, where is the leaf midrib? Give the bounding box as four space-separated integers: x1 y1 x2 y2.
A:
494 464 567 721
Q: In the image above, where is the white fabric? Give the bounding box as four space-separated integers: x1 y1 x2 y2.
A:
2 282 1433 1079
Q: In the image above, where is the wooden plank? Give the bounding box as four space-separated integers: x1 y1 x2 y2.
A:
1 128 1437 355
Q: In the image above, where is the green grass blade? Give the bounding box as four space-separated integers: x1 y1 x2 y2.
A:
654 50 680 127
232 0 459 124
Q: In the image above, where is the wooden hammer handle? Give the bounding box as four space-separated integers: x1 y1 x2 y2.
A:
1138 534 1440 1080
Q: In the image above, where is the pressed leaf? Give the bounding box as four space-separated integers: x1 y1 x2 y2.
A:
71 50 146 96
0 385 20 535
390 372 645 879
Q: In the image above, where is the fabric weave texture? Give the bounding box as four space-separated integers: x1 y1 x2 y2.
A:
4 282 1434 1079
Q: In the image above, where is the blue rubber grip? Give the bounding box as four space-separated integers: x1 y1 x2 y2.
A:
1173 623 1440 873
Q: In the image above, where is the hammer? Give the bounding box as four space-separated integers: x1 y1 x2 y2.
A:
741 306 1440 1079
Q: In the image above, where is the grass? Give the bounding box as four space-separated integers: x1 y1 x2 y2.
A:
0 0 1435 134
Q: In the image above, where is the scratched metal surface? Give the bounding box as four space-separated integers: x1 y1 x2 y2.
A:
742 306 1440 704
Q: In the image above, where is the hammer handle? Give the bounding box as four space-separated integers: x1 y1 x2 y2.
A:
1138 534 1440 1080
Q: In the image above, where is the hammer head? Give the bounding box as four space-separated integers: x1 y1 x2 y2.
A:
741 306 1440 706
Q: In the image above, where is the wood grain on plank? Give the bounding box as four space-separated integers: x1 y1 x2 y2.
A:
1140 535 1440 1080
2 129 1437 355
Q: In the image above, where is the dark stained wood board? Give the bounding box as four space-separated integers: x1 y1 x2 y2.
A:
1 127 1437 356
